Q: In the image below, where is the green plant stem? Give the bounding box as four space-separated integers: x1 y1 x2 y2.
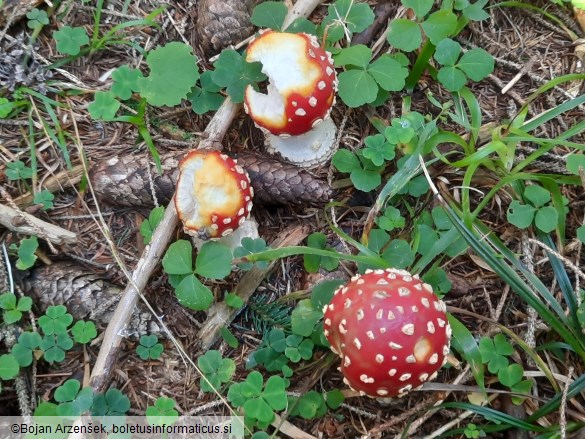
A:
234 246 388 268
405 39 435 93
92 0 105 48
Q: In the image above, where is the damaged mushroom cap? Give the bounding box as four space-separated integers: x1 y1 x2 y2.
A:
175 150 253 240
244 30 337 137
323 268 451 398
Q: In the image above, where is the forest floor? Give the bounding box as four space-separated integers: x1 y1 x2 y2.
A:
1 0 585 438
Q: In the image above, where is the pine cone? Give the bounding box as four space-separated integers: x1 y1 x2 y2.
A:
90 152 182 207
196 0 261 56
90 151 334 207
235 152 334 205
21 262 160 338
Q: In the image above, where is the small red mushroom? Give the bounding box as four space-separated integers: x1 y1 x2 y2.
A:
244 30 338 168
323 268 451 398
175 150 253 240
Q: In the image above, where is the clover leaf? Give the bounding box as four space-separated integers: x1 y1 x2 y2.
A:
524 185 551 208
53 26 89 55
403 0 434 17
227 372 287 424
434 39 494 91
189 71 225 115
321 0 375 43
335 46 407 107
6 160 33 181
55 379 94 417
507 186 558 233
250 1 288 30
233 237 270 270
91 388 130 416
479 334 513 374
362 134 396 166
387 19 422 52
138 42 200 107
26 8 49 29
38 305 73 335
12 332 42 367
140 206 165 245
0 292 32 324
71 320 97 344
337 69 378 107
40 333 73 363
381 239 415 269
136 335 164 360
111 65 143 100
566 154 585 175
195 241 232 279
162 239 193 275
284 335 314 363
88 91 121 121
175 274 214 311
212 50 266 103
146 397 179 426
198 350 236 393
291 300 322 337
421 10 457 44
377 206 405 232
303 232 339 273
386 117 417 145
12 236 38 270
332 149 383 192
0 354 19 380
507 200 536 229
33 189 54 210
462 0 490 21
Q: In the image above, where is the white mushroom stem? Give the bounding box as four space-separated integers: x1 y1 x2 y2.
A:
192 217 260 251
265 118 338 168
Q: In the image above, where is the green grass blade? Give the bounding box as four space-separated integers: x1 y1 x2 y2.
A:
240 246 388 268
438 201 585 359
411 228 458 274
436 402 546 431
447 315 485 391
537 233 579 326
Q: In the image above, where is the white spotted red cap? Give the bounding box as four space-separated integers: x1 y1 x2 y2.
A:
175 150 253 240
244 31 337 137
323 268 451 398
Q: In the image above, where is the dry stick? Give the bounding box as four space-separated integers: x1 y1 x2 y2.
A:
197 223 311 348
0 197 77 246
272 414 318 439
12 165 85 207
88 0 325 396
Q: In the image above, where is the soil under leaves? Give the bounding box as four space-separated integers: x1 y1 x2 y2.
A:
1 0 585 438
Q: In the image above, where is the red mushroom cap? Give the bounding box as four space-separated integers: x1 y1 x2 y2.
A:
323 268 451 398
244 30 337 137
175 150 253 239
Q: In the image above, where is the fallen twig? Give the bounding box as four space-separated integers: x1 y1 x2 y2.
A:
0 201 77 245
198 223 311 348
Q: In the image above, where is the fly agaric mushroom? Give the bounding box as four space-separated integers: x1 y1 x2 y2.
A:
244 30 338 168
323 268 451 398
175 150 253 240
